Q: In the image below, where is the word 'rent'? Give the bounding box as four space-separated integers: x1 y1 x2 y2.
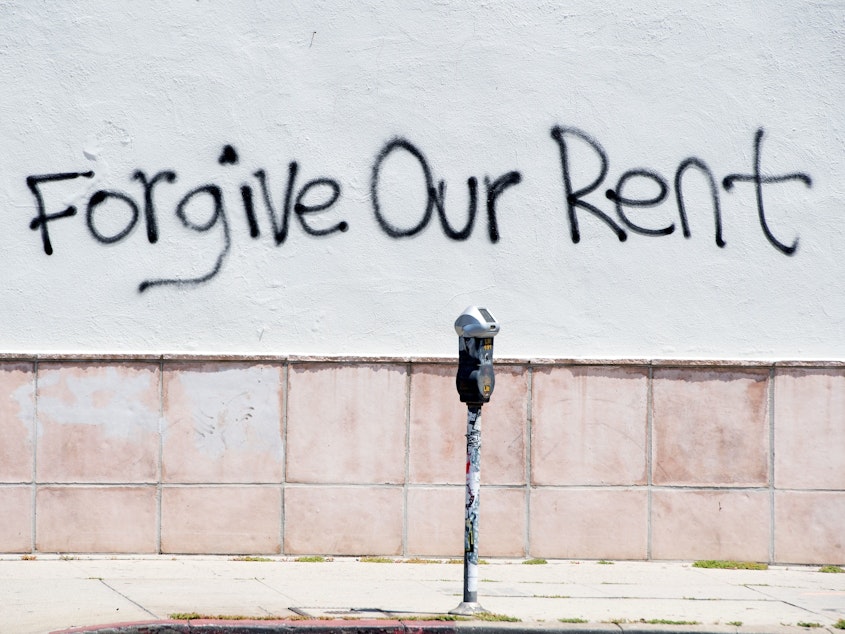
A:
26 127 812 292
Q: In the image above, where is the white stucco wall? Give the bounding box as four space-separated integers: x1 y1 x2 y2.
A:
1 1 842 359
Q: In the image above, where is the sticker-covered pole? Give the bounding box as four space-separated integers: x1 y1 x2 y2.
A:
451 306 499 616
460 404 483 608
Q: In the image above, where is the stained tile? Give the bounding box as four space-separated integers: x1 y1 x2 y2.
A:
286 364 407 484
653 368 769 486
284 486 403 555
0 363 35 483
532 366 648 486
0 486 32 552
406 487 463 556
161 486 281 554
775 491 845 565
774 368 845 489
406 486 526 557
409 364 528 485
652 489 770 561
529 488 648 559
36 363 160 483
36 486 156 553
162 363 284 483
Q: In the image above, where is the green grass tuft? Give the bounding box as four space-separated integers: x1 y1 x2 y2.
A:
607 618 699 625
643 619 700 625
359 556 395 563
523 558 548 565
693 560 768 570
833 620 845 630
797 622 823 628
820 565 845 573
231 556 272 562
403 557 443 564
475 612 520 622
169 612 288 621
294 556 327 563
559 617 588 623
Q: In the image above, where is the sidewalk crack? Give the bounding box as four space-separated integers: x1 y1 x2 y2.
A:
98 579 159 619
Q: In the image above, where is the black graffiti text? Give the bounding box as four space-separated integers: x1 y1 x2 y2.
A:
27 145 347 292
550 126 812 254
370 137 522 243
25 127 814 293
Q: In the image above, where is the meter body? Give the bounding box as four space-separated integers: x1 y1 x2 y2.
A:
454 306 500 405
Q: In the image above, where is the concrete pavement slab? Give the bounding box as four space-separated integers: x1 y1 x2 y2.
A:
102 578 300 619
0 577 153 634
0 556 843 634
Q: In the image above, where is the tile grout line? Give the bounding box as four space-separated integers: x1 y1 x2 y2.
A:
524 365 533 558
31 360 39 554
646 364 654 561
769 365 776 564
402 362 412 556
156 360 164 554
281 361 290 555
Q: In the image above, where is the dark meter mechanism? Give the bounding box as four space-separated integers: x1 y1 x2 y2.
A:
454 306 500 405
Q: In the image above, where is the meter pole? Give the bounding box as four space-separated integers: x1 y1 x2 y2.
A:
452 306 499 616
452 403 485 615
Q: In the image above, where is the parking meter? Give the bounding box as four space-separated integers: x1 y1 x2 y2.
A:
451 306 500 616
454 306 500 405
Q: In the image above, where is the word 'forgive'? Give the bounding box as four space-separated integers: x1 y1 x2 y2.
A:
26 126 812 292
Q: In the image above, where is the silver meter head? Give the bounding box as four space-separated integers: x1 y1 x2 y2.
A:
454 306 500 338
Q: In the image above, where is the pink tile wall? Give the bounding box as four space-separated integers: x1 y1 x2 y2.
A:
0 486 32 552
284 485 403 555
651 489 770 561
1 357 842 562
161 486 282 554
406 486 526 557
286 364 407 484
775 491 845 565
162 363 284 483
529 488 648 559
36 486 157 553
0 363 35 483
409 364 528 485
652 368 770 486
774 369 845 489
532 366 648 486
36 363 160 483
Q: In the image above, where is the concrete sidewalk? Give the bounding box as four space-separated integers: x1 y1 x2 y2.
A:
0 556 843 634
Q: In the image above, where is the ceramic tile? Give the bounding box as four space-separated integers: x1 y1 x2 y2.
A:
286 364 407 484
774 369 845 489
36 363 160 483
652 489 770 561
532 366 648 486
775 491 845 565
406 487 463 557
162 363 284 483
653 368 769 486
161 486 281 554
529 488 648 559
478 486 527 557
409 364 528 485
283 486 403 555
0 363 35 483
36 486 156 553
0 486 32 552
406 486 526 557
